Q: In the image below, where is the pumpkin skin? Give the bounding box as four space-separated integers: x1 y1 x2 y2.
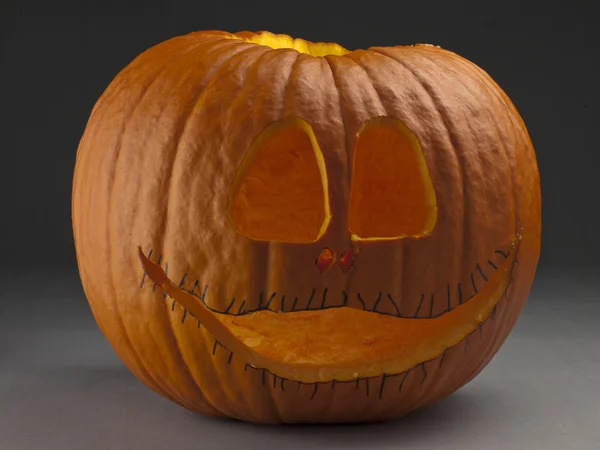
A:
72 30 541 423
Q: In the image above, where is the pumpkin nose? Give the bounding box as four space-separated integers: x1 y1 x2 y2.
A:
315 247 336 274
315 247 357 274
339 247 356 273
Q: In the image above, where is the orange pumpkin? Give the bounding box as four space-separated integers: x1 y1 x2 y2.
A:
72 30 541 423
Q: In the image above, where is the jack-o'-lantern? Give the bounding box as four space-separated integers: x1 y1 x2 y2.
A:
72 30 541 423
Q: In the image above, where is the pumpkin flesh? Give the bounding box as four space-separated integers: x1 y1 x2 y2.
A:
349 116 438 241
229 116 331 243
229 30 350 57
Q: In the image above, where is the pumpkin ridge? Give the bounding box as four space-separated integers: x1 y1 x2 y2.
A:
322 54 351 188
104 37 216 405
158 42 271 254
156 43 270 416
346 50 387 114
421 50 519 256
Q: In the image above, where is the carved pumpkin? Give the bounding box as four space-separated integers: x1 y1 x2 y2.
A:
72 30 541 423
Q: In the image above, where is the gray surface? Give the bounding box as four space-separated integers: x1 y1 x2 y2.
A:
1 269 599 449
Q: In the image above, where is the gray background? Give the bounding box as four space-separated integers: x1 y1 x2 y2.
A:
1 0 598 448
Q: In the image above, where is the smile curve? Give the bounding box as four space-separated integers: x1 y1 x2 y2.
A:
138 237 519 384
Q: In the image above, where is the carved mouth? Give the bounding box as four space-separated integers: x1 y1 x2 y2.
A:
138 237 519 385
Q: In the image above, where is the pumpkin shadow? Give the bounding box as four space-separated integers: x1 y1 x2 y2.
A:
222 389 508 447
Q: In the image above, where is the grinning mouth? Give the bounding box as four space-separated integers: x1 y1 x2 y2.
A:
138 236 520 385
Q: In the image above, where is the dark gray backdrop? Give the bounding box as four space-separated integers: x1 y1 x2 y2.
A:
1 0 598 271
1 1 599 449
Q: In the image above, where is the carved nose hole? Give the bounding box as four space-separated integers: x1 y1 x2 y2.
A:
339 248 356 273
315 247 336 273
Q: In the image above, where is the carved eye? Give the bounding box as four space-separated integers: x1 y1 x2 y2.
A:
348 116 438 241
229 116 331 243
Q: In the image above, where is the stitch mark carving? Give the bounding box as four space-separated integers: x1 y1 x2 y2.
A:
178 273 187 288
379 374 387 399
372 292 382 312
476 263 488 282
320 289 328 309
258 292 264 310
387 294 401 317
342 291 349 307
415 293 425 317
152 254 162 292
398 372 408 393
305 289 316 309
140 249 153 287
163 261 168 298
356 293 367 310
470 273 478 296
237 299 246 314
224 299 235 314
495 249 508 259
311 384 318 399
265 293 277 310
428 294 435 317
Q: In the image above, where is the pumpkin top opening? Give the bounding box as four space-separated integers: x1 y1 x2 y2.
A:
227 31 350 56
229 116 331 243
348 117 438 242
